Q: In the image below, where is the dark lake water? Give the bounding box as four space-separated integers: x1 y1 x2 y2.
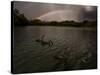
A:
13 26 97 73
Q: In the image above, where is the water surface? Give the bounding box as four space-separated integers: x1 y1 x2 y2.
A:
13 26 97 73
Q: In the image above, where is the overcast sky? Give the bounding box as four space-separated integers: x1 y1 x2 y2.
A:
13 1 97 22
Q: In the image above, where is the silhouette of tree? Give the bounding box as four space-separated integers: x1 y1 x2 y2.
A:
13 9 29 26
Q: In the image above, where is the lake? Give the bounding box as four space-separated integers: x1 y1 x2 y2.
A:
13 26 97 73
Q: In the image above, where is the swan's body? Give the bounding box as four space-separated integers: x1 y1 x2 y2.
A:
35 35 53 47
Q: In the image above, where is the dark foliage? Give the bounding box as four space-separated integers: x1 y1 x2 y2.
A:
14 9 29 26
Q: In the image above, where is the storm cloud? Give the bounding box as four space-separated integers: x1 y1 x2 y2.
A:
13 1 97 22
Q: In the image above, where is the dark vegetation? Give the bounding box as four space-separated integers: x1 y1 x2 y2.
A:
13 9 97 27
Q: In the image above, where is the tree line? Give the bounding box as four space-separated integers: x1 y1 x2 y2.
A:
13 9 97 27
